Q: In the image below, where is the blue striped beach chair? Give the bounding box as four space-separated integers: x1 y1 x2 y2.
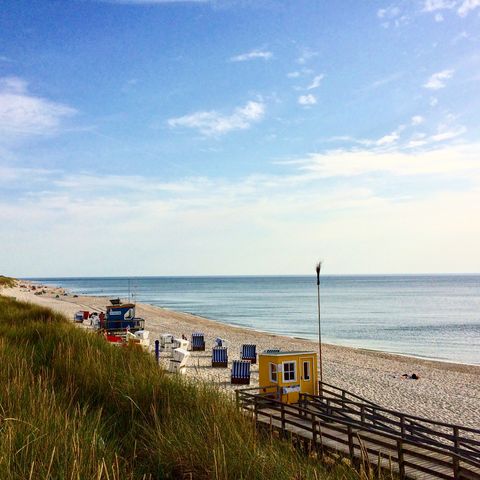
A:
231 360 251 385
212 346 228 368
191 332 205 351
240 344 257 364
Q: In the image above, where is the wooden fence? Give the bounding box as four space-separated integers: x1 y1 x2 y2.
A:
236 382 480 479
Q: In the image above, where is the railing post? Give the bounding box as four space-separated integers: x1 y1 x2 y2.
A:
453 426 460 479
397 439 405 479
253 394 259 423
400 414 405 439
235 389 240 410
361 404 365 424
281 402 286 431
347 425 355 459
312 418 317 446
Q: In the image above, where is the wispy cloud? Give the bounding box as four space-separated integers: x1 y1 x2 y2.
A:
377 5 401 18
229 49 272 62
411 115 425 126
307 74 324 90
296 48 318 65
3 140 480 275
423 0 457 12
375 131 400 146
458 0 480 16
377 4 409 27
368 72 403 90
0 76 76 138
298 94 317 106
168 100 265 136
423 69 454 89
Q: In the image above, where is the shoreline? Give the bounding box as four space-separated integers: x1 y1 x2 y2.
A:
24 279 480 370
4 281 480 428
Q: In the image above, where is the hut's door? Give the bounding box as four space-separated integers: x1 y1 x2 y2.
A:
300 357 314 395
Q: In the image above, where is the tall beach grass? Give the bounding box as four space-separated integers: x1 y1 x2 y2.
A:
0 295 368 479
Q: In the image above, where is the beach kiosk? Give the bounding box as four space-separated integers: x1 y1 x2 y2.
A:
258 350 318 404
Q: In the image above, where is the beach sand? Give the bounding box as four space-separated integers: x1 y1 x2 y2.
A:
4 282 480 429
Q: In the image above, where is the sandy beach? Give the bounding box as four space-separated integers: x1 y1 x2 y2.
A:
4 282 480 430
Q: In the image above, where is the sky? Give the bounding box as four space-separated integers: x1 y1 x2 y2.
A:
1 0 480 276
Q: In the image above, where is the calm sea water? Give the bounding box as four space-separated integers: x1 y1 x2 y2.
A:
30 275 480 365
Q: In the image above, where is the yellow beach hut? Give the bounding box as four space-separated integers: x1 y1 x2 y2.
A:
258 350 318 404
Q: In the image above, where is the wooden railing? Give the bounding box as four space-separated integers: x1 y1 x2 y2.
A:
310 381 480 462
236 385 480 480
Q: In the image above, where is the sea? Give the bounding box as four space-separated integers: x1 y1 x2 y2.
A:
30 275 480 365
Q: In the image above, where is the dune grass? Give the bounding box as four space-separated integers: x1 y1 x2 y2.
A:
0 276 16 288
0 296 368 479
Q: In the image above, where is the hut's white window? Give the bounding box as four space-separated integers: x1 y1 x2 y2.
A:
269 362 278 383
303 361 311 381
282 361 296 382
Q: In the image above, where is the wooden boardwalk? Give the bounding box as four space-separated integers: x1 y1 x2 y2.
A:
237 383 480 480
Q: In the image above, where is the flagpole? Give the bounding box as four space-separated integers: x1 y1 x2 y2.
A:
315 261 323 392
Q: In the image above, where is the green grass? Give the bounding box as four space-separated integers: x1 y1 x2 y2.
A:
0 275 16 288
0 296 369 480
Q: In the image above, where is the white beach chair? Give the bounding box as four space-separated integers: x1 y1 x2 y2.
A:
134 330 150 348
160 333 175 352
168 348 190 374
173 337 190 350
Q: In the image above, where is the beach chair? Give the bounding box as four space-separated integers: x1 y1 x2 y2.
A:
241 344 257 364
191 332 205 351
212 347 228 368
160 334 175 352
173 337 190 350
231 360 251 385
169 348 190 374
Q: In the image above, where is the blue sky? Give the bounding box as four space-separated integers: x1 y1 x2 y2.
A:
1 0 480 276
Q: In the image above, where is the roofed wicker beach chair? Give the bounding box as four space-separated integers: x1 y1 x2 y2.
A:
231 360 251 385
212 346 228 367
240 344 257 364
191 332 205 351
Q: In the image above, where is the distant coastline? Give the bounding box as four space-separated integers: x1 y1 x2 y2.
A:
29 274 480 366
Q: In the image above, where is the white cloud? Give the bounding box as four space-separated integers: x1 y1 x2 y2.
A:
293 143 479 178
229 49 273 62
458 0 480 15
430 125 466 142
411 115 425 125
423 0 457 12
3 141 480 275
375 131 400 146
287 71 301 78
0 76 76 138
167 100 265 136
435 12 444 20
296 48 318 65
430 97 439 107
298 94 317 106
377 6 400 18
307 74 325 90
423 69 454 90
